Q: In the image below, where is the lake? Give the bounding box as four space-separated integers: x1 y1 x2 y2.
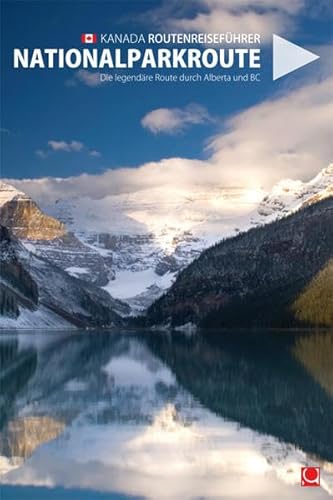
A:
0 329 332 499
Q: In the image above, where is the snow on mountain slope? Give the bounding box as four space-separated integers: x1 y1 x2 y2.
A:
0 182 113 286
43 186 264 312
0 226 129 328
0 182 30 206
5 164 331 314
39 165 332 312
0 305 74 330
258 163 333 219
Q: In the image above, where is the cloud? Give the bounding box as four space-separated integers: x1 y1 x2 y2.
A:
66 70 104 88
145 0 307 44
207 75 333 185
8 158 207 204
141 104 213 134
35 141 101 159
89 150 102 158
35 149 48 159
12 73 333 203
198 0 303 14
48 140 84 152
144 0 333 46
172 11 286 45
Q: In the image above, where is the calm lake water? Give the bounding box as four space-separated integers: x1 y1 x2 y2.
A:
0 329 332 499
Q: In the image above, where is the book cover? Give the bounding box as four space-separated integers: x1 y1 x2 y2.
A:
0 1 332 498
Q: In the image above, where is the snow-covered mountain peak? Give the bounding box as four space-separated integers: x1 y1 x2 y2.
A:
0 182 114 287
36 164 332 311
0 181 67 241
2 165 331 314
258 164 333 218
0 181 30 207
314 163 333 178
306 163 333 191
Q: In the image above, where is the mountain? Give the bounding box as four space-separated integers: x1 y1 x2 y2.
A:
257 164 333 219
146 196 333 328
0 417 65 459
0 226 129 328
0 182 65 240
292 259 333 326
0 181 113 287
3 165 332 316
42 187 251 312
19 164 330 312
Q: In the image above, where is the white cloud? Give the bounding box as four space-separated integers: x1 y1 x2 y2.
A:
146 0 308 44
67 70 104 88
48 140 84 152
89 150 102 158
141 104 213 134
145 0 333 46
9 158 208 204
70 140 84 152
199 0 303 15
12 74 333 203
35 149 48 159
35 140 101 159
172 10 286 44
76 69 103 87
207 75 333 185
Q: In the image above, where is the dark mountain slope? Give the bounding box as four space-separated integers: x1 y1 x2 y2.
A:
146 197 333 328
0 226 129 328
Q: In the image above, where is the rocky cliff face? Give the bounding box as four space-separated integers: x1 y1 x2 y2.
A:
43 193 208 311
26 233 114 287
147 197 333 328
0 226 129 328
0 417 65 459
0 226 39 318
0 182 65 240
0 182 113 286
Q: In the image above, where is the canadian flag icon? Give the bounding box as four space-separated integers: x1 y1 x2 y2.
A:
81 33 97 44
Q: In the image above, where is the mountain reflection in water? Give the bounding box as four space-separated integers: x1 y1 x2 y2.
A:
0 329 332 499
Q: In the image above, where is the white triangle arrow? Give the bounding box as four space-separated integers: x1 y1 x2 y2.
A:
273 34 320 81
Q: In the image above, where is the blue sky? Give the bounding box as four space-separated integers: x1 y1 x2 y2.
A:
1 0 332 186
